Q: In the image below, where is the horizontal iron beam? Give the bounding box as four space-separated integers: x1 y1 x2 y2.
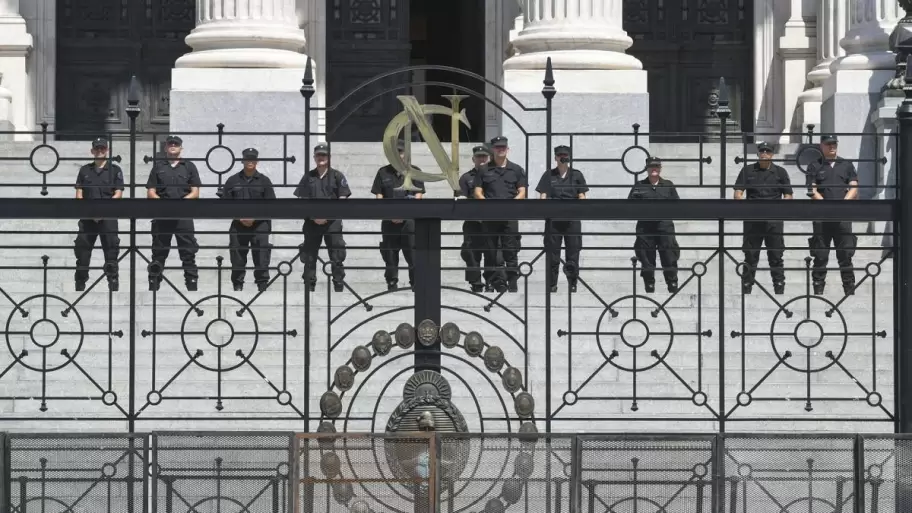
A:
0 199 894 221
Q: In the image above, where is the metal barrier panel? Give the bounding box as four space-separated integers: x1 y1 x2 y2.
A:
7 432 147 513
860 434 912 513
434 433 574 513
722 434 856 513
0 432 7 512
297 432 436 513
577 435 716 513
151 431 294 513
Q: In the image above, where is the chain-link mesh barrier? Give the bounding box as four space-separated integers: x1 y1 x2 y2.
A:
578 435 716 513
6 433 147 513
297 432 437 513
722 434 857 513
152 432 294 513
4 432 912 511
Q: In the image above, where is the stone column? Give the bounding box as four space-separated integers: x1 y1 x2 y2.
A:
779 0 817 134
798 0 847 127
501 0 648 201
170 0 314 196
504 0 642 71
833 0 902 71
0 0 33 138
821 1 900 198
176 0 308 68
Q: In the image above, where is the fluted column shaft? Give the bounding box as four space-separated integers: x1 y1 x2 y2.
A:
834 0 901 70
176 0 308 68
806 0 848 91
504 0 641 70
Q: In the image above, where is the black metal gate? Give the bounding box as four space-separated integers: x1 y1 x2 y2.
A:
0 57 905 439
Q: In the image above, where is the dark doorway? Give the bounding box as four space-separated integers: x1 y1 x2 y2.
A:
55 0 194 138
409 0 486 142
623 0 753 137
325 0 486 142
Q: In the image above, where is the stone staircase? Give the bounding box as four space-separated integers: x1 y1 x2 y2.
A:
0 139 895 434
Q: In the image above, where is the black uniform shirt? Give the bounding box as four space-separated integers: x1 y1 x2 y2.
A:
535 167 589 199
146 160 202 199
477 161 528 199
370 165 426 198
458 169 481 198
294 168 352 199
628 177 680 200
806 157 858 200
733 163 793 199
219 170 277 200
76 162 124 199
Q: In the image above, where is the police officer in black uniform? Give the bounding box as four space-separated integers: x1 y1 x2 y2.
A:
458 145 491 292
145 135 201 291
371 140 425 291
218 148 277 292
535 145 589 293
628 157 681 293
74 137 123 291
806 134 859 295
733 141 793 295
474 135 527 293
295 143 352 293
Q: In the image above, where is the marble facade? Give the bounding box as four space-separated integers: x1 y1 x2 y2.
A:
0 0 904 144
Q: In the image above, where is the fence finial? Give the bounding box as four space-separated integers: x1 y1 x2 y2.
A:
542 57 556 100
301 57 315 99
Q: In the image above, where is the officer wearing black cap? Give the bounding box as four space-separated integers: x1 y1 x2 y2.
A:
807 134 858 295
457 145 491 292
295 142 352 293
217 148 277 292
474 135 527 293
733 141 793 295
145 134 201 291
73 137 123 291
535 145 589 293
628 157 681 293
371 140 425 291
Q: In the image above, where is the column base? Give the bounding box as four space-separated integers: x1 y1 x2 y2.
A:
503 68 649 200
796 86 823 130
868 95 901 242
820 68 893 201
170 68 319 198
503 50 643 71
0 15 33 139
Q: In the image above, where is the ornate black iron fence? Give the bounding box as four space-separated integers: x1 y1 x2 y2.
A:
0 59 907 437
2 432 912 512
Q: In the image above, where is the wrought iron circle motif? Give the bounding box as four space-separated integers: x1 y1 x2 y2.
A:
180 295 258 372
29 144 61 174
317 321 540 513
595 294 674 372
769 295 848 373
5 294 85 373
793 144 825 174
204 145 236 175
620 145 651 175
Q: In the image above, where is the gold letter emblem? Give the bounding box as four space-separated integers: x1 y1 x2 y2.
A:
382 95 470 192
